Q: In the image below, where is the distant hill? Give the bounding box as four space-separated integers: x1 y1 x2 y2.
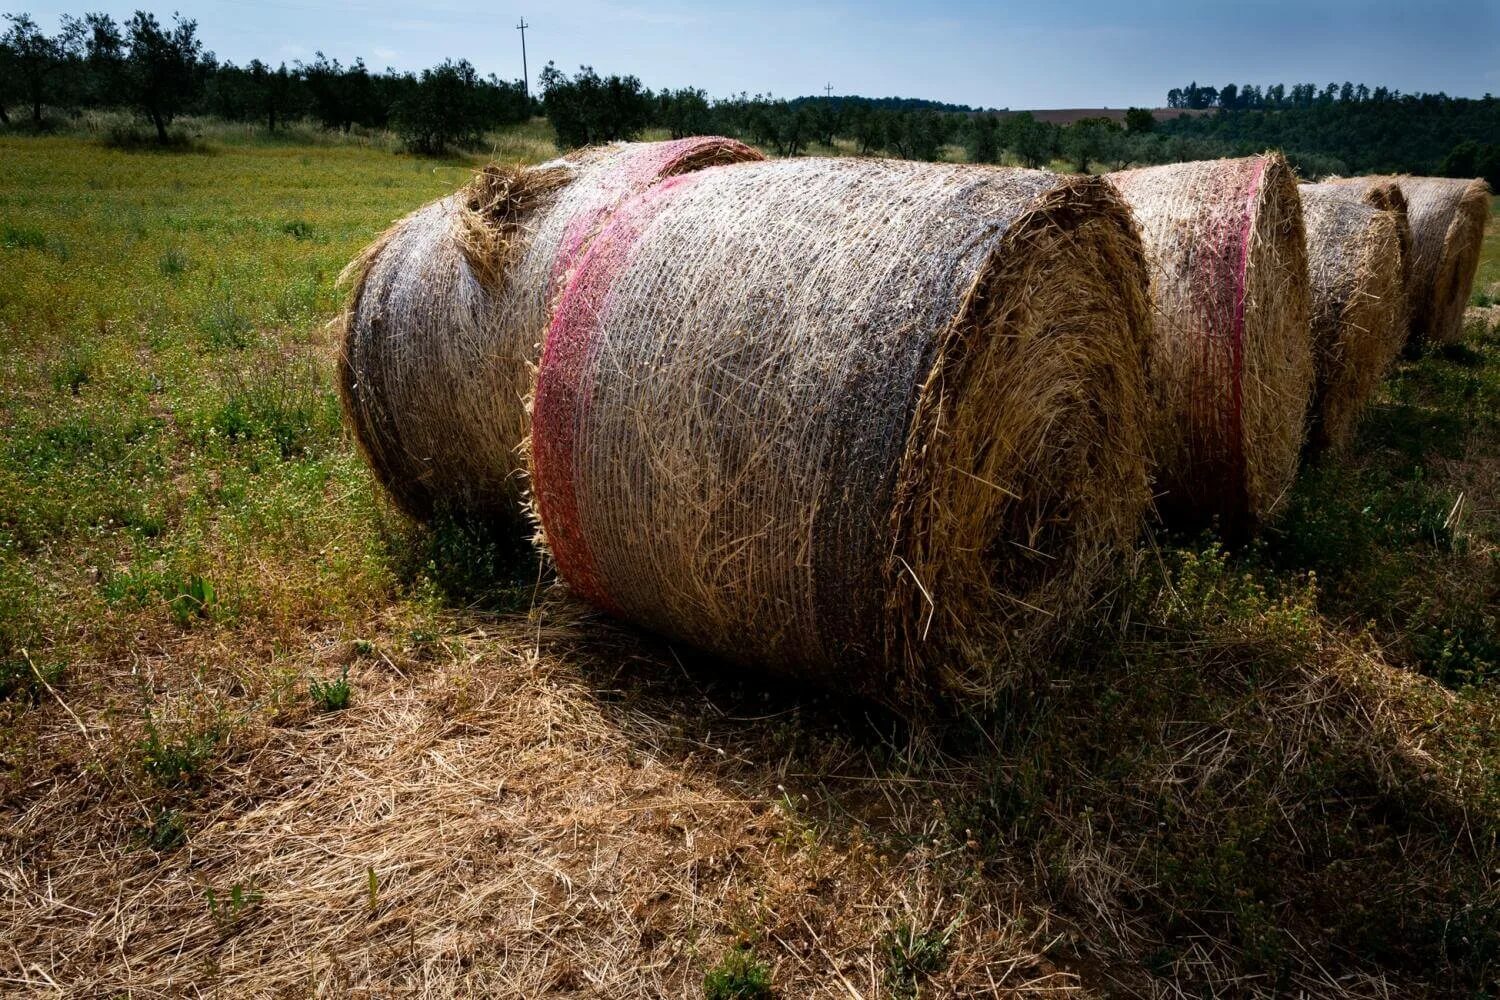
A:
789 97 1217 123
997 107 1217 125
788 95 978 113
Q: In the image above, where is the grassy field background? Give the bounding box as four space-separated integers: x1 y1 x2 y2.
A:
1 125 1498 996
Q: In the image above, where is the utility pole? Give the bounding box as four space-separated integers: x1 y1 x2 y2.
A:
517 17 530 100
824 82 833 99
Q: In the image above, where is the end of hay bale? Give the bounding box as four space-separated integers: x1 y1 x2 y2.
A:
1426 178 1490 345
1298 184 1408 453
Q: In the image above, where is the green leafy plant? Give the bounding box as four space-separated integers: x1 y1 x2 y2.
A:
166 574 216 625
205 881 262 934
140 808 187 852
703 947 774 1000
883 918 957 999
159 247 189 276
140 713 221 787
0 653 65 704
309 665 352 711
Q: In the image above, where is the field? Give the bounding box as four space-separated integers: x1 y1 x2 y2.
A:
1 126 1498 996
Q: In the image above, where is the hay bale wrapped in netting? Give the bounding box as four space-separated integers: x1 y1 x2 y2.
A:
1330 175 1490 345
1105 154 1313 529
338 138 762 521
529 158 1153 708
1297 183 1408 452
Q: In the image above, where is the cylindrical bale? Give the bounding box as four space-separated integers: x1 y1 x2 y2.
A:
530 159 1153 709
1330 175 1490 345
338 138 762 522
1297 183 1408 452
1106 154 1314 529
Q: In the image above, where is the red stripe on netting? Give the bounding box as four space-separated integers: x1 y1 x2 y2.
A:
532 172 704 614
1188 157 1265 512
550 139 755 288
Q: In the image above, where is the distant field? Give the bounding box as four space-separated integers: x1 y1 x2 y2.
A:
2 126 1498 996
997 107 1215 125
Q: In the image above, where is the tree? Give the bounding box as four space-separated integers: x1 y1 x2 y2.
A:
847 104 883 155
2 13 80 127
886 109 947 161
124 11 205 143
76 12 125 107
538 62 651 148
1124 107 1154 134
657 87 710 140
394 59 487 154
1062 116 1121 173
809 100 839 146
248 59 294 132
1002 111 1055 169
965 113 1001 164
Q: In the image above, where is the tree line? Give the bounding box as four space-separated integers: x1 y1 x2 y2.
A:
3 9 1495 183
0 10 529 151
1158 82 1499 183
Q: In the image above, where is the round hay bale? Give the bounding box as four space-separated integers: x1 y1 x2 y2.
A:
529 159 1153 709
1330 175 1490 345
338 138 762 521
1297 183 1408 452
1106 154 1314 529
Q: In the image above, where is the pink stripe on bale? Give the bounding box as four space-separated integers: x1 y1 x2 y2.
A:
533 171 707 615
549 139 755 288
1185 157 1265 513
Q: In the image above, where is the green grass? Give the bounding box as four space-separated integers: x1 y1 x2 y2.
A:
0 134 484 666
1474 194 1499 303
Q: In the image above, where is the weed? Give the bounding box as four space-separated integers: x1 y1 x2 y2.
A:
200 290 255 350
703 947 774 1000
394 506 544 612
280 219 314 240
140 713 221 787
309 665 352 711
159 247 189 277
205 881 262 935
883 918 956 999
0 653 65 704
2 224 47 251
139 808 188 852
166 574 216 625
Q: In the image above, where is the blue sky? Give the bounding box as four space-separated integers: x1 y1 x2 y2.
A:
19 0 1500 107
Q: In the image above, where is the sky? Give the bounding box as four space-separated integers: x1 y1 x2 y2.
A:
19 0 1500 108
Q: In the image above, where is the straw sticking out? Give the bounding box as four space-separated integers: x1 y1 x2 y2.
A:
338 138 763 522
